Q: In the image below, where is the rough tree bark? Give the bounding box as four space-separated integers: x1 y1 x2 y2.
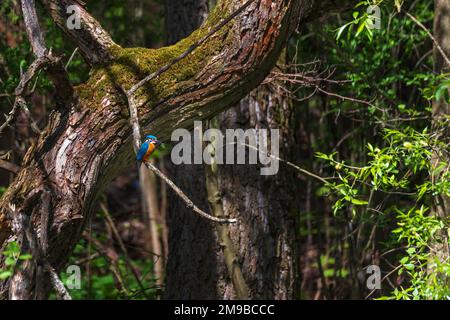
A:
165 0 299 299
163 0 224 299
0 0 318 298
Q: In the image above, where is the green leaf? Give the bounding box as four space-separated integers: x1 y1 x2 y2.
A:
336 25 348 40
19 253 32 261
355 21 366 37
404 263 415 271
350 198 368 206
0 271 12 280
400 256 409 264
435 85 448 102
5 257 16 267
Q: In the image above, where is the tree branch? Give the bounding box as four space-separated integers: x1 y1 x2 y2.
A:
20 0 74 102
127 0 255 97
0 160 20 174
145 162 237 224
0 57 51 137
40 0 117 65
21 0 46 57
406 11 450 68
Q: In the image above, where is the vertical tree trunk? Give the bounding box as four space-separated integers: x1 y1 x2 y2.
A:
214 86 300 299
164 0 300 299
429 0 450 270
164 0 224 299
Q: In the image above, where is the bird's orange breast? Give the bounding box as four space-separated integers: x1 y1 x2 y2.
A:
143 143 156 162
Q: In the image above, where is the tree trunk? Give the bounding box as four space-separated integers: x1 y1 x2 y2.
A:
164 0 300 299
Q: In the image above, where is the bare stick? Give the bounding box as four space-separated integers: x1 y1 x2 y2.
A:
0 57 50 136
406 11 450 68
144 162 237 224
0 99 21 136
65 48 79 70
0 0 72 139
20 0 74 100
44 262 72 300
241 143 330 185
127 94 142 155
21 0 46 57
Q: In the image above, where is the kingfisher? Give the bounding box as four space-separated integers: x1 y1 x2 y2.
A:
136 135 161 165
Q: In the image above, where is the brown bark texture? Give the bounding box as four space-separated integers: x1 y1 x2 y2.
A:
429 0 450 268
164 0 300 299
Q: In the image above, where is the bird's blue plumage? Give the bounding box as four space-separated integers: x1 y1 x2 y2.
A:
145 135 157 140
136 141 150 162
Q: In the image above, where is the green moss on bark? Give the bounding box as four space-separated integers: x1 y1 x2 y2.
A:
75 1 232 110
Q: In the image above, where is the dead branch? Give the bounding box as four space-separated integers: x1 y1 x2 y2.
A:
406 11 450 68
144 161 237 224
0 160 20 174
21 0 74 101
40 0 116 65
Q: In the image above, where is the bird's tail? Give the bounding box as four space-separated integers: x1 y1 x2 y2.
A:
136 160 143 171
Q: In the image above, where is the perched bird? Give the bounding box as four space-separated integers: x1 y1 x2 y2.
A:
136 135 161 165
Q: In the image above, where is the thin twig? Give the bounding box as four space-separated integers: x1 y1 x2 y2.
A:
405 11 450 68
20 0 74 100
242 143 330 185
65 48 79 70
144 162 237 224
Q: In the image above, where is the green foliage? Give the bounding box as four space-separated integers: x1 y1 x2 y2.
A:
389 206 450 300
336 1 381 42
60 236 158 300
294 0 450 299
0 241 32 280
